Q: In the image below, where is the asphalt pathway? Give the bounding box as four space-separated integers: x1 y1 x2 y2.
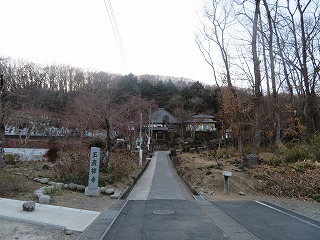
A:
78 151 320 240
102 151 256 240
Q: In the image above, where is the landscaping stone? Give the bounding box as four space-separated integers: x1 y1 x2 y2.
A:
48 181 56 186
46 186 54 194
65 230 74 235
100 187 106 193
33 177 40 182
110 190 122 199
105 188 115 195
39 178 50 184
54 183 64 191
34 188 44 198
68 183 77 190
238 191 246 196
22 201 35 211
39 195 51 204
77 185 85 191
63 184 69 189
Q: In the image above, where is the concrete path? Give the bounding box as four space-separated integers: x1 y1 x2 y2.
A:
0 198 100 232
127 151 192 200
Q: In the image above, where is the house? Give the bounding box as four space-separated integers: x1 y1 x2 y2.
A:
186 114 218 141
150 108 178 141
186 114 217 132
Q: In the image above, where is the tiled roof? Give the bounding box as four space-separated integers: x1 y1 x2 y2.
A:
151 108 178 124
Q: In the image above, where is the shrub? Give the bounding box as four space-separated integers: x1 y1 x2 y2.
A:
109 150 139 181
0 168 26 193
309 133 320 161
5 153 20 165
44 146 59 162
53 151 89 183
89 138 106 149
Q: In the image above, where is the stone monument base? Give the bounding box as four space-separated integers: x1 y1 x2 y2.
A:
85 187 100 197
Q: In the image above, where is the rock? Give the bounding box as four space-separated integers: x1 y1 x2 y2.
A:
42 164 50 170
34 188 44 198
243 154 260 168
46 186 55 194
33 177 40 182
238 191 246 196
65 230 74 235
208 191 215 195
77 185 85 191
22 201 35 211
105 188 115 195
54 183 64 191
63 184 69 189
40 178 50 184
100 187 106 193
48 181 56 186
68 183 77 190
39 195 51 204
110 190 122 199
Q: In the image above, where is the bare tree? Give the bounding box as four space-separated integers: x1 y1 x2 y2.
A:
196 0 243 155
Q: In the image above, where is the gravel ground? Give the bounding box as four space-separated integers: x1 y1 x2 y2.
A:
0 219 81 240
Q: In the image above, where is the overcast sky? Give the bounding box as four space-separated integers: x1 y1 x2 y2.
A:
0 0 215 85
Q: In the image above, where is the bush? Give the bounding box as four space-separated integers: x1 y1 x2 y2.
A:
44 146 59 162
109 150 139 181
309 133 320 161
0 168 26 193
5 153 20 165
266 144 310 166
53 151 89 183
89 138 106 149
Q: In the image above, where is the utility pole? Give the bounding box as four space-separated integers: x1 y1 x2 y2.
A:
0 74 5 167
147 108 151 151
138 112 143 167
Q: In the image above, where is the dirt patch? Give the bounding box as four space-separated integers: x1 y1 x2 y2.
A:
172 151 320 202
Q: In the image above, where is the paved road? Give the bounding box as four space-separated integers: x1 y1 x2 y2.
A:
98 151 320 240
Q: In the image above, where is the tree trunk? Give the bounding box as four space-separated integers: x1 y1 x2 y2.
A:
262 0 281 146
252 0 262 155
101 118 111 169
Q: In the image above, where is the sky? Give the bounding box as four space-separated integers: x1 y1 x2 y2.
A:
0 0 215 85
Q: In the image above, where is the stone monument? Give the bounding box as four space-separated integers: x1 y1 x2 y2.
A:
85 147 101 197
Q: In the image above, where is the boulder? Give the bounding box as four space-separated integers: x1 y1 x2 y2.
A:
54 183 64 191
33 177 40 182
22 201 35 211
100 187 106 193
65 230 74 235
77 185 85 191
243 154 260 168
46 186 54 194
110 190 122 199
48 181 56 186
68 183 77 190
39 195 51 204
34 188 44 198
40 178 50 184
105 188 115 195
238 191 246 196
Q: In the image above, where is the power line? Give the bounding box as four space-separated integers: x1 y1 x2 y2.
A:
103 0 129 73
